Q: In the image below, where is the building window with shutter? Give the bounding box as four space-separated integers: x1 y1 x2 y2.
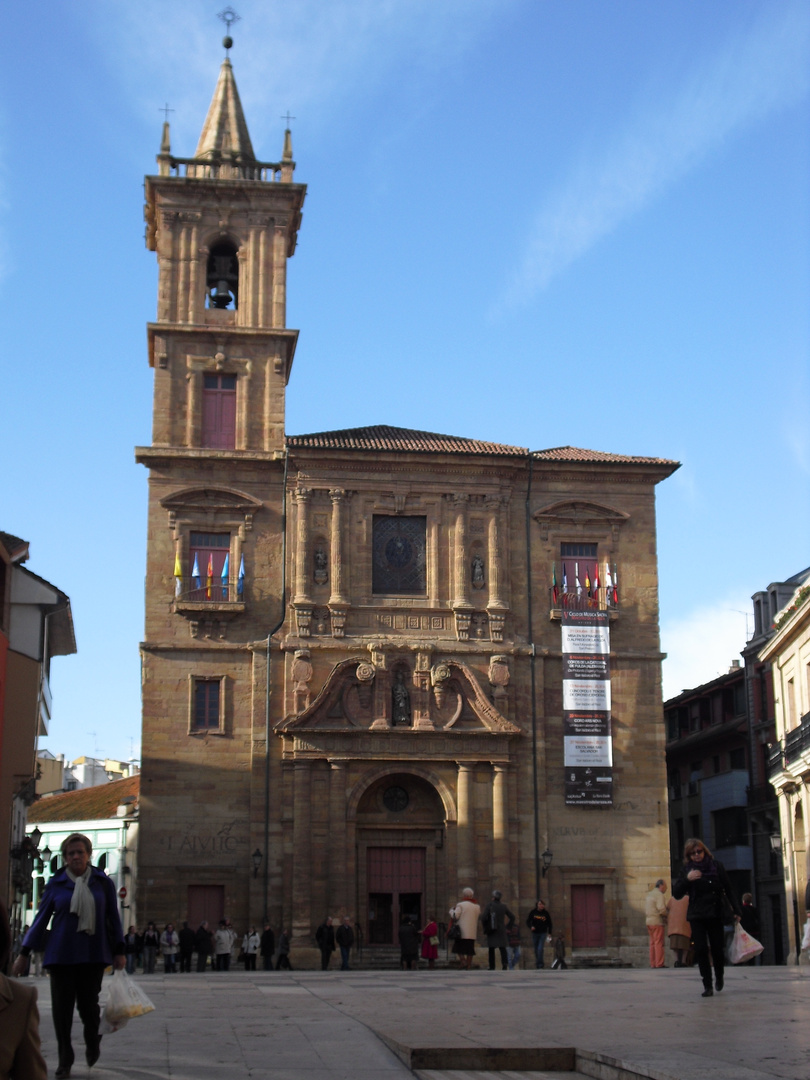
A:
190 677 225 734
201 374 236 449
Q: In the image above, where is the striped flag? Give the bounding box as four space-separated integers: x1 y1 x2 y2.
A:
605 563 613 607
552 562 558 606
613 564 618 605
237 554 245 596
221 553 229 600
191 554 201 592
174 550 183 597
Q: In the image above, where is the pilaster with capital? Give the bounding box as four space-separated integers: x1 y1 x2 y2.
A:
486 497 509 642
328 761 348 912
492 763 510 888
293 487 313 635
451 494 472 640
456 763 474 890
291 760 312 941
328 488 350 637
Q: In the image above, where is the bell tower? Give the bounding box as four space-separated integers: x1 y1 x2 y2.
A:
136 39 305 928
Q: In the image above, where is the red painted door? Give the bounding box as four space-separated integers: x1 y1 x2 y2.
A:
571 884 605 948
367 848 424 945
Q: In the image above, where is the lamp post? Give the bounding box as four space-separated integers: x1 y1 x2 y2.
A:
541 849 554 877
252 848 263 878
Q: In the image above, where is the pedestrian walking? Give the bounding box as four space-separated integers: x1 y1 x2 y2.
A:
506 921 521 970
0 899 48 1079
335 917 355 971
260 923 276 971
12 832 126 1078
161 923 179 973
645 880 668 968
481 890 515 971
242 927 260 971
194 920 213 972
178 921 195 972
398 917 420 970
525 900 553 969
420 916 439 969
315 917 336 971
214 920 232 971
672 838 741 998
142 922 160 974
276 928 292 970
449 888 481 970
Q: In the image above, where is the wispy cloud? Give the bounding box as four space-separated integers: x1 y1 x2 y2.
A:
661 597 752 701
498 4 810 311
83 0 506 156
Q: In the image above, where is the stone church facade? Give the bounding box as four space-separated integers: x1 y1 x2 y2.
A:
136 54 678 965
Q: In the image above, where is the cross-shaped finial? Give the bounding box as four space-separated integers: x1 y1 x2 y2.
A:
281 111 296 128
159 103 175 123
218 6 240 33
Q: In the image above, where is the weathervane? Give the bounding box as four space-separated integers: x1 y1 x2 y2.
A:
217 6 240 52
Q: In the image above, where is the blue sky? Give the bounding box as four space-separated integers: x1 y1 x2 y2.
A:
3 1 808 763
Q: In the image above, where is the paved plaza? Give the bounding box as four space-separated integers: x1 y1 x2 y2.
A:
25 965 810 1080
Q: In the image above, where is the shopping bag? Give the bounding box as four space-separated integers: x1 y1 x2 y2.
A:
728 922 764 964
100 969 156 1033
801 917 810 952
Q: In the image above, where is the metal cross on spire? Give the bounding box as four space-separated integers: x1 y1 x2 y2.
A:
280 111 296 128
159 103 175 123
218 6 240 52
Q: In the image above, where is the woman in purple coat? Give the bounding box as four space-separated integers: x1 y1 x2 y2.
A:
13 833 125 1079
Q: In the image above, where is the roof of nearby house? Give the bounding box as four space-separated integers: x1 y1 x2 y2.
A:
29 775 139 824
532 446 680 466
0 531 29 562
287 425 527 456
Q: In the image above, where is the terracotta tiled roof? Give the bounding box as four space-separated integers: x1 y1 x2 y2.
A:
532 446 680 466
287 425 527 456
29 775 139 823
0 531 29 560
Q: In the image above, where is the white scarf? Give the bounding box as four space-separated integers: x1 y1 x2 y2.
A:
66 867 96 935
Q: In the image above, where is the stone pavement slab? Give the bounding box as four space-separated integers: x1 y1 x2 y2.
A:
23 965 810 1079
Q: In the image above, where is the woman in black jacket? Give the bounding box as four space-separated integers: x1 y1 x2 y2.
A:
672 838 741 997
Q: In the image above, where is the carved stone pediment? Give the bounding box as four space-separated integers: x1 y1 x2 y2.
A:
277 656 519 735
533 500 629 541
161 487 263 513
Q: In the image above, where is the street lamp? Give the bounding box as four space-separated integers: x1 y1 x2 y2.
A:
41 845 52 864
541 849 554 877
30 827 42 851
252 848 263 878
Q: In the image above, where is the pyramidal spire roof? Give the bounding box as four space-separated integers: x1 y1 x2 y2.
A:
195 57 255 162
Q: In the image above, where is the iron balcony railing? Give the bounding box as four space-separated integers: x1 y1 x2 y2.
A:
158 155 292 183
548 586 620 612
176 580 244 604
785 713 810 765
766 742 784 778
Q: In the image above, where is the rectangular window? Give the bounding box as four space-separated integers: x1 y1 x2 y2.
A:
560 543 600 609
713 807 748 849
688 760 702 795
192 678 222 732
188 533 231 601
202 374 236 449
729 747 746 770
372 516 427 595
668 770 682 800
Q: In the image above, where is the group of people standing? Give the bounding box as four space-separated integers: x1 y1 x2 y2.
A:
123 919 292 973
449 888 564 970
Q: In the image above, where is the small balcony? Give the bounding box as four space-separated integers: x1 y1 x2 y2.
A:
172 581 245 621
785 713 810 765
548 586 620 618
766 742 784 779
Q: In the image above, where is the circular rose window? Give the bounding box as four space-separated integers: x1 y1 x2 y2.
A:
382 785 409 812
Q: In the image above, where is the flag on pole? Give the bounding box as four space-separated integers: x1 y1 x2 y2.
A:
552 562 558 606
174 550 183 597
605 563 613 607
191 554 201 592
613 563 618 605
592 562 599 591
575 562 582 597
206 554 213 599
221 553 229 600
237 554 245 596
562 563 568 593
585 566 591 598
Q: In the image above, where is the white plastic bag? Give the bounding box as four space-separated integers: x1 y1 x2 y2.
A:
728 922 764 964
100 969 156 1033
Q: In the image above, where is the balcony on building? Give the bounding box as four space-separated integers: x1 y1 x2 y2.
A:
548 578 620 620
172 579 246 621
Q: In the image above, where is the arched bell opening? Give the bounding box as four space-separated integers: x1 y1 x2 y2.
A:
206 239 239 309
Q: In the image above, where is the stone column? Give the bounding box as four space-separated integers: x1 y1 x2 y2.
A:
292 487 313 636
328 761 348 913
328 489 349 637
272 224 287 328
456 763 474 891
491 764 509 889
258 228 268 327
291 759 312 941
451 495 472 640
187 224 199 322
486 497 508 643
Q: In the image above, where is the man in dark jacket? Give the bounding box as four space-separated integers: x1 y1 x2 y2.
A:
526 900 553 969
178 922 196 972
194 921 213 972
335 917 355 971
260 923 276 971
481 891 515 971
315 917 336 971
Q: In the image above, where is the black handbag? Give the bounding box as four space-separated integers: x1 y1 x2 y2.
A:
447 921 462 940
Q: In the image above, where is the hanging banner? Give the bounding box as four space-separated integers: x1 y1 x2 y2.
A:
562 609 613 806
